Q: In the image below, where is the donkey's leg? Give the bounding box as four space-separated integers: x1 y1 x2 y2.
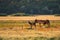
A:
45 23 50 28
30 25 32 29
48 23 50 28
42 23 46 28
34 24 36 30
39 23 41 28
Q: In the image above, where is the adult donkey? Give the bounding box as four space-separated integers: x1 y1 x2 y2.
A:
28 19 50 29
35 19 50 28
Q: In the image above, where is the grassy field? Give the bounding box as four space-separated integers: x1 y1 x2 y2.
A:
0 20 60 28
0 20 60 40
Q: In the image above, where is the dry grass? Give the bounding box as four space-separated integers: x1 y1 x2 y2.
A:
0 15 60 40
0 20 60 38
0 15 60 20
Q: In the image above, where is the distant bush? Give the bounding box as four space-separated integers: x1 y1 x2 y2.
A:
54 14 60 16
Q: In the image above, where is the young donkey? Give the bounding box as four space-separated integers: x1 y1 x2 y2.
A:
28 21 36 29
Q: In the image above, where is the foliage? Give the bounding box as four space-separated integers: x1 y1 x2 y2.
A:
0 0 60 15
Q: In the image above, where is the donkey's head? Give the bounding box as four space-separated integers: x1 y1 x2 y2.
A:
35 19 38 23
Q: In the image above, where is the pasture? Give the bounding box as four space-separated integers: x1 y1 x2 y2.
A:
0 16 60 40
0 20 60 28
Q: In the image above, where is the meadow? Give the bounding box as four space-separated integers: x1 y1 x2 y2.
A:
0 20 60 28
0 16 60 40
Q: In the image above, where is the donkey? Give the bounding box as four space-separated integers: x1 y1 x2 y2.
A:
35 19 50 28
28 21 36 29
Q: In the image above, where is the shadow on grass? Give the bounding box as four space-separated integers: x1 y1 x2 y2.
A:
26 28 34 30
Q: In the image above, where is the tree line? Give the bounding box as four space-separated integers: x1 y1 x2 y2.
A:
0 0 60 16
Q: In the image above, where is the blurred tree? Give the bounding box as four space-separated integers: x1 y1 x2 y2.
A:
0 0 60 15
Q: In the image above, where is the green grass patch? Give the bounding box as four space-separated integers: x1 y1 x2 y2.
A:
0 37 60 40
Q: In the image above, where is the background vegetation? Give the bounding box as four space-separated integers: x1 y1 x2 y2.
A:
0 0 60 16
